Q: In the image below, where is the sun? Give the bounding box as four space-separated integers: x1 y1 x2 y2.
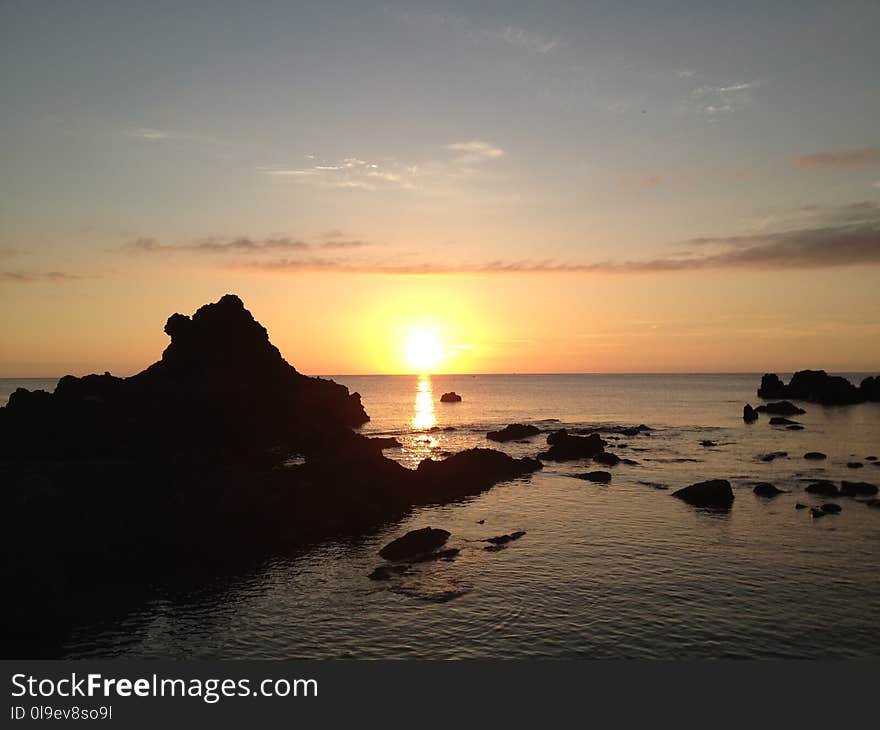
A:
406 329 444 373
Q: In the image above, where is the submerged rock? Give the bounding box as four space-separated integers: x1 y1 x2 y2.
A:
769 417 800 426
753 483 784 497
847 462 863 469
440 392 462 403
574 471 612 483
487 423 541 442
786 425 805 431
795 503 808 510
840 481 878 497
755 401 806 416
804 452 827 460
805 481 839 497
700 440 717 447
485 531 526 545
760 451 788 462
538 430 607 462
820 503 842 514
672 479 734 508
378 527 451 561
593 451 621 467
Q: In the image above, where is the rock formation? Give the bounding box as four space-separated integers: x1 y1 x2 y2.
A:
757 370 878 406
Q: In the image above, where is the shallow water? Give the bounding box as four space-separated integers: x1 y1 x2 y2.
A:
3 374 879 658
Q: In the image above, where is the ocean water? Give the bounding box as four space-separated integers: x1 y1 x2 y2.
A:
3 374 880 659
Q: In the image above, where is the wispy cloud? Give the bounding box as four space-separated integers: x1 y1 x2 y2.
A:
619 175 662 189
221 202 880 276
792 147 880 169
260 141 504 192
126 127 224 145
691 79 763 116
0 247 20 259
446 140 505 163
124 235 372 255
1 270 86 283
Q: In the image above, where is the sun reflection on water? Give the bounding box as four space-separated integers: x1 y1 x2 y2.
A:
412 375 437 430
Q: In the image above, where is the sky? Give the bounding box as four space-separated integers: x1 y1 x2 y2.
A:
1 0 879 375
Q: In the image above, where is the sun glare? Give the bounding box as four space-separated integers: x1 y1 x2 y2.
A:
406 329 444 373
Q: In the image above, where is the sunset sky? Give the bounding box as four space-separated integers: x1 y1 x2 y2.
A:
2 1 879 376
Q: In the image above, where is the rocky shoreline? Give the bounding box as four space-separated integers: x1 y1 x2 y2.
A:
2 295 878 657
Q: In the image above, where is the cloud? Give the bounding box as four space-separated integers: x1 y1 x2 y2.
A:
0 247 20 259
620 175 662 188
261 142 504 192
1 271 85 283
792 147 880 169
124 235 372 255
446 141 505 164
691 79 763 116
126 127 224 145
228 202 880 276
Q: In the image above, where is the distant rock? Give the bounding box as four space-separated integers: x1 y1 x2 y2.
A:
672 479 734 508
786 425 805 431
809 507 827 518
756 401 806 416
847 462 863 469
760 451 788 462
840 481 878 497
743 404 759 422
805 481 839 496
866 456 878 461
758 370 872 406
593 451 621 467
865 499 880 509
538 429 606 462
378 527 451 561
795 503 808 510
574 471 612 483
753 483 784 497
486 424 541 442
820 503 842 514
769 416 800 426
440 392 462 403
700 440 717 447
485 531 527 548
804 452 827 460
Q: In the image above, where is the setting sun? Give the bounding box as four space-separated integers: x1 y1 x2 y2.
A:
405 329 444 373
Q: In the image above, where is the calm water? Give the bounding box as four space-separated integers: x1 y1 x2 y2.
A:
4 374 880 658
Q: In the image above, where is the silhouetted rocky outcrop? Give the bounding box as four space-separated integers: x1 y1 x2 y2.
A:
743 404 758 422
756 401 806 416
0 295 545 657
758 370 878 406
440 392 462 402
378 527 451 561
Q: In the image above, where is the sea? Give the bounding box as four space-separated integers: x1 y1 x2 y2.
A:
3 373 879 659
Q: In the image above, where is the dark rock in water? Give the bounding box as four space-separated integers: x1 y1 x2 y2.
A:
805 481 839 496
368 564 409 581
574 471 612 483
486 531 526 545
758 370 870 406
538 430 606 462
476 519 485 524
769 416 800 426
860 375 880 402
415 448 542 500
795 503 808 510
756 401 807 416
409 547 460 563
804 452 827 460
440 392 462 403
580 424 652 436
866 456 878 461
847 462 863 469
760 451 788 462
487 423 540 442
820 503 842 514
621 458 639 465
378 527 451 561
809 507 827 518
639 481 668 490
700 440 717 447
672 479 734 508
840 481 879 497
743 404 759 422
786 425 805 431
370 436 402 450
865 499 880 509
753 483 784 497
593 451 621 467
